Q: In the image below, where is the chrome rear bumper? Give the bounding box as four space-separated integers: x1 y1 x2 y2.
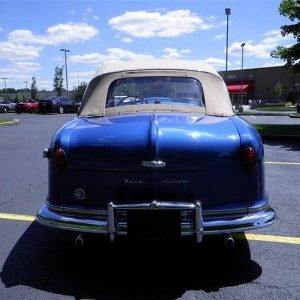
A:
36 201 276 243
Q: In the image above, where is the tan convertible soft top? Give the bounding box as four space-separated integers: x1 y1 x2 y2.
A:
79 59 234 117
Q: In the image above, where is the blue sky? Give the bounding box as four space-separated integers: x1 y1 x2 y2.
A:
0 0 296 90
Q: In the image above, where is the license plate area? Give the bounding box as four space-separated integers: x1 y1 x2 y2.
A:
127 210 181 240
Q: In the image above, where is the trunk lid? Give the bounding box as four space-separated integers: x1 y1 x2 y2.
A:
60 113 247 209
68 113 241 172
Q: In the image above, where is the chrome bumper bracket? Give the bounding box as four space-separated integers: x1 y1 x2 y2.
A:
107 202 115 242
106 200 204 243
195 201 204 243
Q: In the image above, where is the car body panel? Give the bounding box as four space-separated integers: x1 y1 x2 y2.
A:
37 60 276 242
15 101 38 113
0 102 16 113
38 96 81 114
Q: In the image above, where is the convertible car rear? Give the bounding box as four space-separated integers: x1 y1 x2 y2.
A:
37 60 276 243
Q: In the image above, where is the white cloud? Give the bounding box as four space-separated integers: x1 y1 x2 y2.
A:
70 48 155 64
161 48 191 59
0 41 43 61
228 30 294 59
197 57 228 69
262 61 284 68
8 22 98 46
84 7 93 15
263 30 281 37
0 62 41 84
69 70 95 86
69 9 76 15
121 37 133 43
94 15 99 20
109 10 216 38
214 33 225 40
37 80 53 90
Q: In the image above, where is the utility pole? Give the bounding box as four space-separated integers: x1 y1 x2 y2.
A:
240 43 246 104
225 8 231 84
60 48 70 97
2 77 7 101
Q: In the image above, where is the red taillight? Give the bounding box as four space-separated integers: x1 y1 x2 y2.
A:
244 147 256 171
54 148 67 172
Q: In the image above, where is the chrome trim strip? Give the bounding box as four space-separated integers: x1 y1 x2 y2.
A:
142 160 166 168
46 202 107 217
110 201 196 210
37 202 276 239
46 201 268 218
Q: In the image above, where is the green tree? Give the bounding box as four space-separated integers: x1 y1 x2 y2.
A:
53 66 64 96
274 81 284 99
31 76 38 100
73 82 87 101
271 0 300 64
14 94 21 103
114 82 139 96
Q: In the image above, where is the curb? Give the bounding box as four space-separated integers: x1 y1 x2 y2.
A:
237 112 294 117
259 135 300 142
0 119 20 126
289 114 300 119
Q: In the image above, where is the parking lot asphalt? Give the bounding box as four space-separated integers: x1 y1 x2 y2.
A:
0 113 299 299
241 114 300 125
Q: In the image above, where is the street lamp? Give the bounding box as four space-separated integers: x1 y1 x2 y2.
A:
24 81 28 89
240 43 246 100
60 48 70 96
1 77 7 101
225 8 231 84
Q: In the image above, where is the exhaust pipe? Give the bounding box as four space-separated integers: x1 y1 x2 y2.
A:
225 234 235 248
75 234 84 247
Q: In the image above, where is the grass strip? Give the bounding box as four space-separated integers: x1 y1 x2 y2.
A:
289 113 300 118
254 124 300 138
256 106 296 112
0 118 19 126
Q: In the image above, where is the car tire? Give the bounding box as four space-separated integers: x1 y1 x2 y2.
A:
16 110 21 114
29 108 35 114
58 106 64 114
3 107 7 113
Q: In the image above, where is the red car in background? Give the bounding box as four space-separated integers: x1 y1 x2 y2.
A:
15 100 39 114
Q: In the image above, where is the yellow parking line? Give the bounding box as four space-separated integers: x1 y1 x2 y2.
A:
234 233 300 245
0 212 35 222
266 161 300 166
0 212 299 245
244 233 300 245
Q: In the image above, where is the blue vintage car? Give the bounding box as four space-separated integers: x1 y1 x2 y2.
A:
37 60 276 246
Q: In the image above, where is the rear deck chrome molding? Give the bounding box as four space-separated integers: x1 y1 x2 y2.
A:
46 200 269 218
37 201 276 241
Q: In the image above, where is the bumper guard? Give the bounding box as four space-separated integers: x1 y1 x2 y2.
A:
37 200 276 243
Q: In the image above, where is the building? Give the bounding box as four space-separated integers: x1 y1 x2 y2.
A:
219 65 300 104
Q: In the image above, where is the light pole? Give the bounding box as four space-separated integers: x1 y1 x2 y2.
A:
24 81 28 89
240 43 246 101
2 77 7 101
225 8 231 84
60 48 70 96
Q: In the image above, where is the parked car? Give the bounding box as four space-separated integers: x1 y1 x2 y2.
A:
38 96 81 114
37 60 276 245
0 101 16 113
15 100 38 114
